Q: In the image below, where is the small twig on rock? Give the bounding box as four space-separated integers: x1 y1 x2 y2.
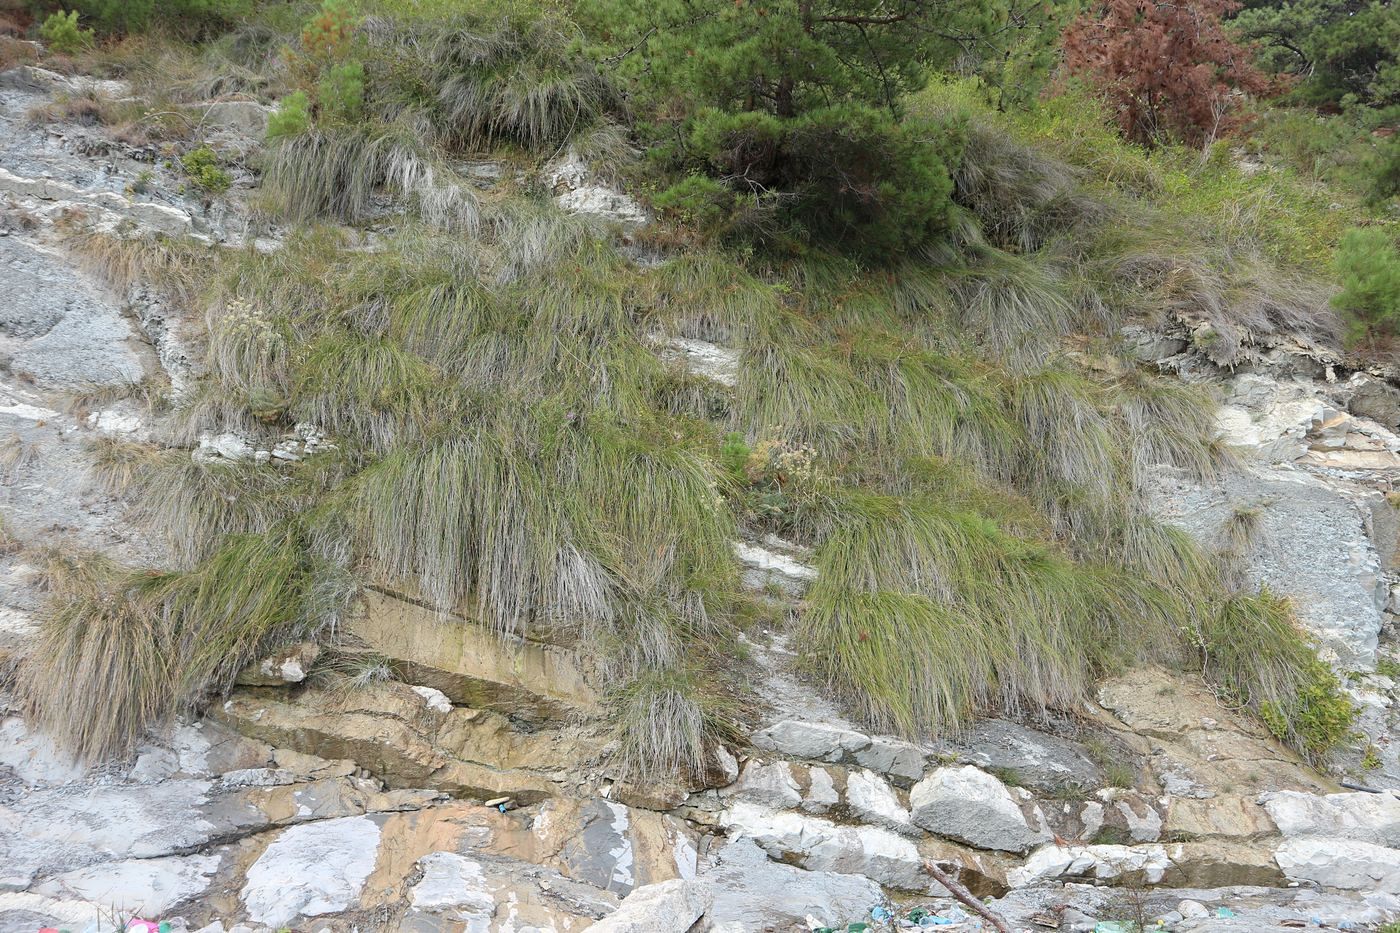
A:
923 859 1014 933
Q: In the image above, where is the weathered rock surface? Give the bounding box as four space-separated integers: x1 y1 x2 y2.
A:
547 150 647 227
721 799 930 890
1151 462 1387 668
935 717 1105 792
1275 837 1400 893
210 680 595 802
733 536 819 597
595 837 884 932
1096 668 1332 798
1262 790 1400 846
241 815 382 927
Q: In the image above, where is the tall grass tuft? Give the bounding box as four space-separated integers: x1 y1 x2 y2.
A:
261 125 479 231
798 492 1184 737
425 22 617 152
19 529 352 761
1201 590 1355 760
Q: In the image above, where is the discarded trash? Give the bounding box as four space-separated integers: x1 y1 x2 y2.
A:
871 906 892 921
1093 923 1136 933
1216 907 1236 919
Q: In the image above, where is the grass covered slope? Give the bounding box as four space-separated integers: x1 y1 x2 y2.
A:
12 0 1373 776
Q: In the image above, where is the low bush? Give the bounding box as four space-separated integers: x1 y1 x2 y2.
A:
684 104 959 259
180 145 231 193
266 90 311 140
39 9 92 54
1333 226 1400 344
68 0 251 36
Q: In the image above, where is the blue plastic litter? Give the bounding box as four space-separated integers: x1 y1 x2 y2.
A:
1216 907 1236 919
871 906 892 921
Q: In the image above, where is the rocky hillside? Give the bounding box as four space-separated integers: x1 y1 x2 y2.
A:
1 8 1400 933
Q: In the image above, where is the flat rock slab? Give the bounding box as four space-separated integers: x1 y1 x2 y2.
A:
0 235 151 390
348 590 600 721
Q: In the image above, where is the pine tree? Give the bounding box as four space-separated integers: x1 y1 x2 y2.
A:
580 0 1001 256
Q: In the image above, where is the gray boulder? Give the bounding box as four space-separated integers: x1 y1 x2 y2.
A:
910 766 1040 853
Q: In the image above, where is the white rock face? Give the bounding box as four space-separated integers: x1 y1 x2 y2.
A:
0 716 86 785
1263 791 1400 847
734 538 818 596
411 685 453 714
408 852 494 916
1275 837 1400 893
655 336 740 387
729 759 802 810
753 720 866 761
802 767 840 813
845 769 912 832
1008 844 1171 888
547 150 648 226
1149 463 1386 668
34 854 219 916
240 816 381 927
721 800 927 891
594 837 883 932
910 766 1040 853
590 878 709 933
751 718 926 783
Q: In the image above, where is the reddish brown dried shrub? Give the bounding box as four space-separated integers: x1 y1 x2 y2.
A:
1063 0 1272 146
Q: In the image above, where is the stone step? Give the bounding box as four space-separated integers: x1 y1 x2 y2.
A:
210 680 599 804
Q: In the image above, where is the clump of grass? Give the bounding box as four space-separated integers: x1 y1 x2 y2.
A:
66 379 170 427
419 20 618 152
1201 589 1355 760
612 669 710 778
260 124 479 231
1218 501 1266 585
945 110 1108 254
0 433 38 485
293 328 458 452
19 528 353 761
85 436 161 495
132 454 297 569
59 228 213 312
798 491 1184 736
349 407 735 642
1111 369 1229 485
310 649 396 689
